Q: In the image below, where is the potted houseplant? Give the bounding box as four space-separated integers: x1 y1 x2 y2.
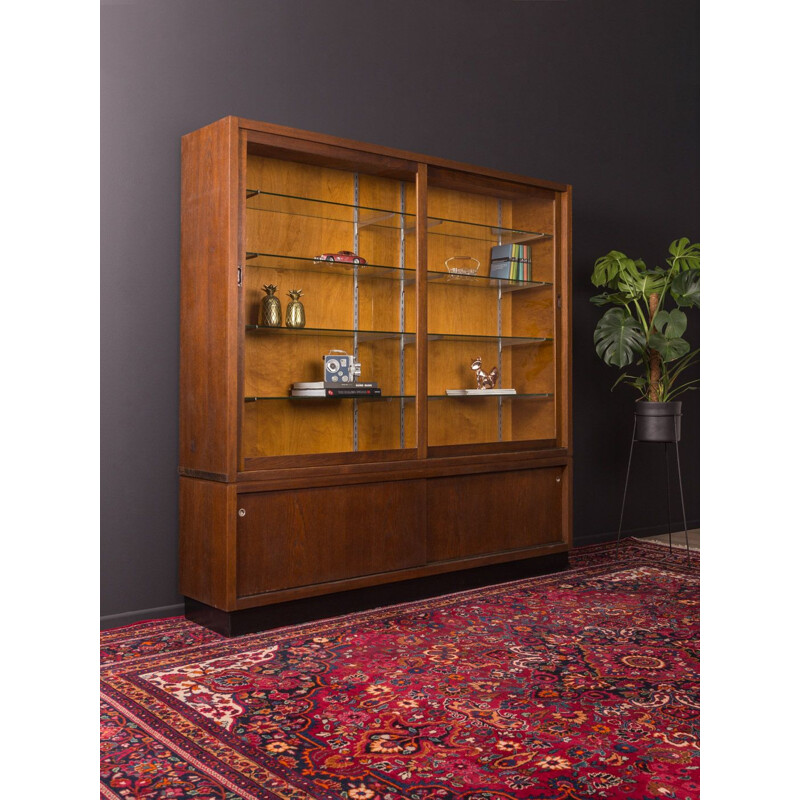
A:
590 237 700 441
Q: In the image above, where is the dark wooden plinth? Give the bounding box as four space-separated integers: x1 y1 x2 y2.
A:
184 552 570 637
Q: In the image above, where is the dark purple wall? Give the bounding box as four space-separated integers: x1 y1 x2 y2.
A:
101 0 699 624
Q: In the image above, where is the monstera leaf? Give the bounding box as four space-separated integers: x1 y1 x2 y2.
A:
650 308 690 362
650 333 691 362
667 238 700 272
616 266 671 301
653 309 687 338
670 268 700 307
590 251 645 289
593 308 646 368
589 291 632 307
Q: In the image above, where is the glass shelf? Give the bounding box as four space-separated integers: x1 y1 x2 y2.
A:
246 189 411 231
427 269 552 292
245 252 414 281
245 393 549 402
428 332 552 346
426 219 551 245
429 392 553 400
245 327 547 346
245 253 552 293
245 325 416 343
245 394 415 403
245 189 551 244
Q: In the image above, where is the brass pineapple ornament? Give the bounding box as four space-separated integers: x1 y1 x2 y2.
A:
285 289 306 328
259 284 282 327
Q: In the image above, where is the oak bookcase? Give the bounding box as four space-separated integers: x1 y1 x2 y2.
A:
179 117 572 635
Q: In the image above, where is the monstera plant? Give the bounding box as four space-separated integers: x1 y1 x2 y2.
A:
591 238 700 405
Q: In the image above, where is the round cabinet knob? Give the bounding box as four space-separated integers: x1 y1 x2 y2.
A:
556 476 562 483
238 508 246 517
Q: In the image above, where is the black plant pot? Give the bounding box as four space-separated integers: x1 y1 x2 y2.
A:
634 401 682 442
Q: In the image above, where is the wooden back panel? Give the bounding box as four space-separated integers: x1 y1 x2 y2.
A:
242 155 416 457
425 182 560 448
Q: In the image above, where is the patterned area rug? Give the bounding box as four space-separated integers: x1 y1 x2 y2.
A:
101 539 699 799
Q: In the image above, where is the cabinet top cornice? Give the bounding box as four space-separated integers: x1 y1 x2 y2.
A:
192 115 571 195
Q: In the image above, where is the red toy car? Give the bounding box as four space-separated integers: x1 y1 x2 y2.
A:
315 250 367 266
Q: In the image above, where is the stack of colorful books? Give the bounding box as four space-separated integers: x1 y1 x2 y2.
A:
489 244 532 281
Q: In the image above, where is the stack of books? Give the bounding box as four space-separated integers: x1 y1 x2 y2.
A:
489 244 532 281
291 381 382 398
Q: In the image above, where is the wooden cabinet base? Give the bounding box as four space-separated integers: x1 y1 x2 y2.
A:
184 550 569 637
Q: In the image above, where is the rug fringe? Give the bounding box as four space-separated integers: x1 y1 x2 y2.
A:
635 536 700 552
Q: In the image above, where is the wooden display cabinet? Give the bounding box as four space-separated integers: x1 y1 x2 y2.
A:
180 117 572 635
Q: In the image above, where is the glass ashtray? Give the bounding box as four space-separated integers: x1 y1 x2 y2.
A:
445 256 480 275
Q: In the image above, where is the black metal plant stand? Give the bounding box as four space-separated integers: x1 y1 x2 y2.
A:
615 413 691 564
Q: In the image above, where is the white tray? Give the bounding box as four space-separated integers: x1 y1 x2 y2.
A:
446 388 517 396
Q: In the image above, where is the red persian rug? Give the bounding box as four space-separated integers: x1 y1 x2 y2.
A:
101 539 699 799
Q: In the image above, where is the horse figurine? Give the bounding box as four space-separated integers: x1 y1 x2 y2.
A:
471 357 498 389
